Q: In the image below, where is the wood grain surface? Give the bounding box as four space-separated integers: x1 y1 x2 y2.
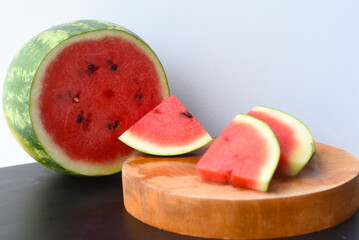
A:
122 142 359 239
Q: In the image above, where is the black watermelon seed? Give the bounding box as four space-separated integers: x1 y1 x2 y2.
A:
113 120 119 129
107 120 120 130
181 112 193 118
87 64 99 74
77 114 83 123
137 94 143 100
111 64 118 71
136 90 143 100
107 59 118 71
88 64 95 71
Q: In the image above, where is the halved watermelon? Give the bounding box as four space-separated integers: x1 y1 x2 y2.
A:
247 106 316 176
3 20 169 176
196 114 280 192
119 95 212 156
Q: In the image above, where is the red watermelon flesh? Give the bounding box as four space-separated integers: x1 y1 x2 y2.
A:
119 95 212 156
248 110 296 173
33 35 168 172
196 114 280 192
247 106 316 176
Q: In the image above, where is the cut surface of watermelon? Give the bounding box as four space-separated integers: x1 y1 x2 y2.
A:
3 20 169 176
248 106 316 176
196 114 280 192
119 95 212 156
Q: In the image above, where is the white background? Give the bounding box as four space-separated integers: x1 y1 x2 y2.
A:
1 0 358 168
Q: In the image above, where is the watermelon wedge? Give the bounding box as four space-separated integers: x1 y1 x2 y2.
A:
196 114 280 192
119 95 212 156
247 106 316 176
3 20 169 176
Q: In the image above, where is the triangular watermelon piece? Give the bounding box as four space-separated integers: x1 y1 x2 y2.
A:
196 114 280 192
119 95 212 156
248 106 316 176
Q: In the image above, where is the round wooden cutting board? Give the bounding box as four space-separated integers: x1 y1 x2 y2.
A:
122 142 359 239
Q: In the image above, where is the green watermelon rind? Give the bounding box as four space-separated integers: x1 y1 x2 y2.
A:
233 114 281 192
250 105 316 176
3 20 169 176
119 130 213 156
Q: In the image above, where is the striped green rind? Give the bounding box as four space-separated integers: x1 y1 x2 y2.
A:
2 20 168 175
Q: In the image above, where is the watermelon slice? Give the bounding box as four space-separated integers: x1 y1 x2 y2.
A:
119 95 212 156
196 114 280 192
248 106 316 176
2 20 169 176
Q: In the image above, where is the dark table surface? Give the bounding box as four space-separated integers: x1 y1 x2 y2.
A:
0 163 358 240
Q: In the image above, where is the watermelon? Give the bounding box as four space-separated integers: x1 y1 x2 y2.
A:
196 114 280 192
119 95 212 156
2 20 169 176
247 106 316 176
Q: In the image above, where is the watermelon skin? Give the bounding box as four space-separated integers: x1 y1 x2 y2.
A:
248 106 316 176
3 20 169 175
119 95 213 156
